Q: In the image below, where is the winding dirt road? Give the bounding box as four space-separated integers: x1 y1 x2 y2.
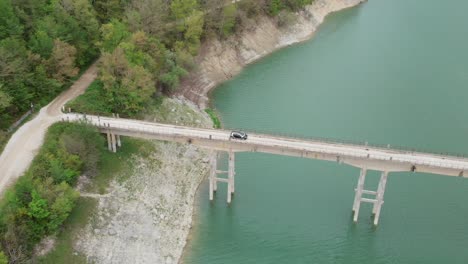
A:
0 63 98 196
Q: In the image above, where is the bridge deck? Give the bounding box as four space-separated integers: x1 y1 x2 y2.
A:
63 113 468 177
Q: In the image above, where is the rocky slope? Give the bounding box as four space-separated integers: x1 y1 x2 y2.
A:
75 98 214 264
177 0 366 108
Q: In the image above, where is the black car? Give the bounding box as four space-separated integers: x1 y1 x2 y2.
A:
230 131 248 140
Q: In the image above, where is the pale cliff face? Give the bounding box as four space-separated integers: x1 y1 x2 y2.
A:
177 0 366 108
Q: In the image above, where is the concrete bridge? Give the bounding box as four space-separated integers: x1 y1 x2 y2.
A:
63 113 468 225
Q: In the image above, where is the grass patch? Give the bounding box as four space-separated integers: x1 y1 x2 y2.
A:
205 108 221 129
86 137 153 194
37 198 97 264
66 81 112 115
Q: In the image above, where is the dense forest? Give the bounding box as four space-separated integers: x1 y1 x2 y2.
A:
0 0 313 262
0 0 313 126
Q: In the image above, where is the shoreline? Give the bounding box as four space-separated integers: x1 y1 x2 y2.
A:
177 0 367 109
179 0 367 262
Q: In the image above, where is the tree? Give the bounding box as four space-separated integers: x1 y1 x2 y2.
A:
0 38 33 115
28 191 49 220
171 0 199 32
68 0 100 42
29 30 54 58
160 50 187 92
126 0 168 36
184 10 204 54
99 20 130 53
221 4 237 37
284 0 313 11
99 48 155 114
0 84 11 112
93 0 126 23
0 251 7 264
45 39 79 83
0 0 23 40
0 38 28 79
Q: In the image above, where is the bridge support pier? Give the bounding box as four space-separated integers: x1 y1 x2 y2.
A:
106 123 118 153
352 169 389 225
111 133 117 153
115 114 122 147
209 150 235 204
106 129 112 151
372 171 388 225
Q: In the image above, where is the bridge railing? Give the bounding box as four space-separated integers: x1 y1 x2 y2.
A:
63 112 468 160
222 125 468 159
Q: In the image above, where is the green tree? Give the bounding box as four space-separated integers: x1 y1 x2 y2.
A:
171 0 199 31
99 20 131 53
269 0 285 16
45 40 79 83
100 48 154 114
160 51 187 92
0 251 7 264
126 0 168 35
0 84 11 112
0 0 23 39
69 0 100 41
29 30 54 58
93 0 126 23
221 4 237 37
28 191 49 220
184 10 204 54
47 182 78 231
285 0 313 10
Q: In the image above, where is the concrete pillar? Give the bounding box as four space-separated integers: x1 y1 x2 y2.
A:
373 171 388 226
213 152 218 192
352 168 367 222
106 124 112 151
226 151 235 203
107 123 117 153
208 151 235 204
111 133 117 153
228 150 235 194
116 114 121 147
209 154 217 201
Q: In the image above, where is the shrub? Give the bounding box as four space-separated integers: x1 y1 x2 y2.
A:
0 123 105 261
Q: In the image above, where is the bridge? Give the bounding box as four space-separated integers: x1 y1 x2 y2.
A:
63 112 468 226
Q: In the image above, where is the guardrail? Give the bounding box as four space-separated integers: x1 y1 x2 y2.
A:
68 112 467 159
221 125 468 159
63 113 468 171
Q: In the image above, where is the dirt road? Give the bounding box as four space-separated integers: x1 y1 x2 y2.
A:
0 63 98 196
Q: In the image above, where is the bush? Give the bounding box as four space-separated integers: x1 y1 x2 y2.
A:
0 251 7 264
277 10 298 27
205 108 221 129
66 81 112 115
0 123 105 261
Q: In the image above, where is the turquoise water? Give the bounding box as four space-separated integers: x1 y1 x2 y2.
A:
183 0 468 263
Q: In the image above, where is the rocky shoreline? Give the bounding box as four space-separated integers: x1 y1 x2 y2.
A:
177 0 366 109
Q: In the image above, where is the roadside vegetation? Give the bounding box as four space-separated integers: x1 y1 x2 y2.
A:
0 123 105 262
37 137 153 264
